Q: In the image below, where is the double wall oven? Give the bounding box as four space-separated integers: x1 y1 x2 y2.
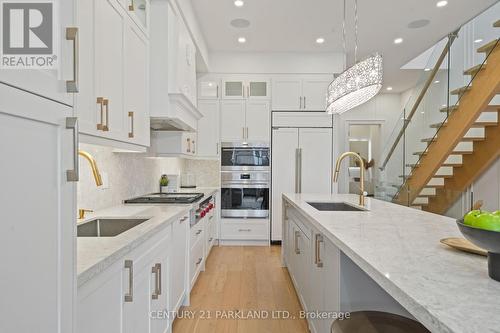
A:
220 143 270 219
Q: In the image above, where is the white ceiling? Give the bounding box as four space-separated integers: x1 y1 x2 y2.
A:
191 0 498 92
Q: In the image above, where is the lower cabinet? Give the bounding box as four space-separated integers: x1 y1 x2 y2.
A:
170 214 190 315
285 206 341 333
190 218 206 288
77 219 180 333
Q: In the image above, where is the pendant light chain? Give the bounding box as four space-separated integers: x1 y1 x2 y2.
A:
354 0 358 64
342 0 347 69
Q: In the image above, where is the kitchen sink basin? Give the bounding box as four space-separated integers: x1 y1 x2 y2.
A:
307 202 367 212
77 218 150 237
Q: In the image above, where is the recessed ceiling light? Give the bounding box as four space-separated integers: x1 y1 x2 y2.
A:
386 87 393 91
434 80 440 83
474 38 483 43
393 38 403 44
436 1 448 8
234 0 244 7
424 68 431 72
238 37 246 43
316 37 325 44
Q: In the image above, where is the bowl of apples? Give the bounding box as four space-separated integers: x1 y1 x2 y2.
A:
457 209 500 282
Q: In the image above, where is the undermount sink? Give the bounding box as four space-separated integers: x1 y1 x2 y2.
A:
77 218 150 237
307 202 367 212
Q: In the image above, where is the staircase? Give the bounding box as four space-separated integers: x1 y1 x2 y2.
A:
393 24 500 214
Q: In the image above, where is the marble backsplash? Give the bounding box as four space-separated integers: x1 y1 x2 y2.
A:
77 143 220 211
77 143 184 211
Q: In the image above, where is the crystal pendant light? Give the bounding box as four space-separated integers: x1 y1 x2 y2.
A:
326 0 383 115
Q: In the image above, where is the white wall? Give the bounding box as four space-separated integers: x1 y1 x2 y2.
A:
205 51 344 74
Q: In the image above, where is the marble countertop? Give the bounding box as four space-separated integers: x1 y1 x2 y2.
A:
283 193 500 333
77 204 189 287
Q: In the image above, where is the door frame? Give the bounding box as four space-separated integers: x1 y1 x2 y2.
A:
341 119 385 195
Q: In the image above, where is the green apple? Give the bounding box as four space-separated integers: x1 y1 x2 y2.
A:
464 210 482 226
473 212 500 232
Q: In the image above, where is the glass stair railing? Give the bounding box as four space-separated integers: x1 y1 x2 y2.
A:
376 3 500 217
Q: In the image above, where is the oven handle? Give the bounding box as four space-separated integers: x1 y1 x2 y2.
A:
221 183 270 189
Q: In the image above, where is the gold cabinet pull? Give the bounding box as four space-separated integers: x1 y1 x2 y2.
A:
187 138 191 153
102 99 109 131
65 27 79 93
96 97 104 130
124 260 134 302
128 111 134 138
315 234 324 267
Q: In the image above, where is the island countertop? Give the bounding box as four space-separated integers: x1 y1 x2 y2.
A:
283 193 500 333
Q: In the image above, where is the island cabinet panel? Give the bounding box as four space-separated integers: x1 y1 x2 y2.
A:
170 213 190 314
77 227 173 333
284 205 341 333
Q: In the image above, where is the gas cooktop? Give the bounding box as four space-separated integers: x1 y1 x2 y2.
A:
124 192 204 204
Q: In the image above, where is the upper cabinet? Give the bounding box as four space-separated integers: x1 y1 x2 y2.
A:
197 100 220 158
222 79 270 100
220 100 270 142
198 78 221 99
0 0 76 106
272 74 333 111
75 0 150 148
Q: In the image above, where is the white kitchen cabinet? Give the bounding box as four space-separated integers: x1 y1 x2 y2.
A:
171 214 189 314
0 84 75 333
220 100 246 141
223 79 270 100
287 216 311 310
246 100 271 141
272 75 332 111
198 78 221 99
151 131 197 157
77 226 172 333
75 0 150 148
0 0 76 106
197 100 220 158
220 100 271 142
124 20 150 146
271 125 333 240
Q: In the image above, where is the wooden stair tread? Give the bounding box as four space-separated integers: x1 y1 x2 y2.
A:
439 104 500 113
418 194 437 198
450 86 471 96
430 121 498 128
477 39 498 53
421 136 484 143
432 174 454 178
463 64 484 76
414 150 472 156
425 185 445 189
494 19 500 28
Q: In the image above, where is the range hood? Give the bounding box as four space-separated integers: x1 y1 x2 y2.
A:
149 0 203 132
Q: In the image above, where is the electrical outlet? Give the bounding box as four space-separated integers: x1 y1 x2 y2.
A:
100 172 110 189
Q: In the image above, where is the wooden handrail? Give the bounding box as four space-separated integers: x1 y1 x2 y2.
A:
380 30 459 170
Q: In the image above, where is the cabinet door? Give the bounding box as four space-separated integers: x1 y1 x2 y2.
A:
197 100 220 157
95 0 128 141
198 79 220 99
272 77 302 111
302 76 332 111
220 100 246 141
222 80 245 99
0 84 75 333
247 80 270 99
271 128 298 241
123 259 153 333
309 232 325 333
124 20 150 146
246 100 270 142
0 0 75 105
171 214 189 312
299 128 333 194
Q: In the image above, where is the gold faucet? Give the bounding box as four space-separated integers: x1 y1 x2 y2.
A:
78 209 93 220
333 152 366 206
79 150 103 186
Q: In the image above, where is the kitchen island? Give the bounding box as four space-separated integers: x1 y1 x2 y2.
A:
282 193 500 333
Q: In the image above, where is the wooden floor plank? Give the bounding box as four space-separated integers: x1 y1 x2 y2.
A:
172 246 308 333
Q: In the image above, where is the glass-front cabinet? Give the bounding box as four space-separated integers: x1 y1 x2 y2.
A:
222 79 270 99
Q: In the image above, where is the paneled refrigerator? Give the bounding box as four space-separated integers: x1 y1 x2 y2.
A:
271 113 334 240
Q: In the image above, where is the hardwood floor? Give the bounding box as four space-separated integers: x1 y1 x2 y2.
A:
173 246 309 333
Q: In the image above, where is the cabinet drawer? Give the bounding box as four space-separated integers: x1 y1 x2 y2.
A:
220 222 268 240
190 237 204 287
190 220 205 247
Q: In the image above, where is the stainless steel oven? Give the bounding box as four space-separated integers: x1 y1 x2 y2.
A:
221 142 270 171
220 170 270 218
